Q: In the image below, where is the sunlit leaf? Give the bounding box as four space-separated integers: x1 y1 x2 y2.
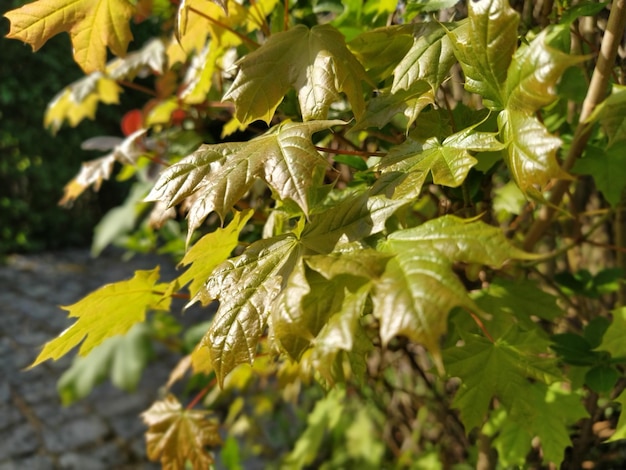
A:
609 389 626 441
505 30 586 114
199 234 302 385
30 268 171 367
142 394 221 469
4 0 135 73
596 307 626 360
224 24 369 125
178 209 253 299
106 38 167 81
499 109 569 193
392 21 463 93
448 0 519 109
380 126 503 188
147 120 343 238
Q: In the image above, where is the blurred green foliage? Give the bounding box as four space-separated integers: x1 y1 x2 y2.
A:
0 0 130 253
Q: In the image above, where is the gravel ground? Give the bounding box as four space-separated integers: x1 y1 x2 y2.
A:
0 249 194 469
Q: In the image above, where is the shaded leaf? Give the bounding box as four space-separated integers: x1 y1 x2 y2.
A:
586 84 626 148
573 145 626 207
57 324 152 405
199 234 302 384
444 327 563 431
353 81 435 133
224 24 369 125
142 394 221 469
348 25 414 82
178 210 253 299
4 0 135 73
499 109 568 193
30 267 171 367
448 0 519 109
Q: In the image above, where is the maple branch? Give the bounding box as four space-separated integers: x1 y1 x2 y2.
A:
523 0 626 251
187 5 260 50
152 290 190 300
315 146 386 157
117 80 156 96
284 0 289 31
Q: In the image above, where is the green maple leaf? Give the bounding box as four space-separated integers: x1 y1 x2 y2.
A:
147 120 344 237
499 109 569 193
352 81 435 133
485 383 587 466
392 21 464 93
142 394 221 469
596 307 626 360
609 389 626 442
177 210 253 299
223 24 369 125
380 125 504 188
199 234 302 385
573 145 626 207
444 327 563 432
31 268 171 367
375 216 534 368
586 84 626 148
505 30 587 114
448 0 519 109
4 0 135 73
348 25 414 83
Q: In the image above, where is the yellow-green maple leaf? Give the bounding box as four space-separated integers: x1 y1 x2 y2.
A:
4 0 135 73
142 394 221 469
30 267 171 367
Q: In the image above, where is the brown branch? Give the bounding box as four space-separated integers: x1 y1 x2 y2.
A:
469 311 495 343
523 0 626 251
117 80 156 96
315 145 387 157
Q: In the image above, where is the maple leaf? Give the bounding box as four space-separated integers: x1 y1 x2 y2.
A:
392 21 464 93
573 145 626 207
142 394 221 469
177 210 253 299
380 125 504 188
596 307 626 360
352 81 435 133
374 216 534 369
4 0 135 73
348 25 414 83
223 24 369 125
198 234 302 385
504 30 587 114
444 327 563 432
45 73 122 134
59 129 148 205
609 389 626 442
499 109 569 193
147 120 344 238
30 268 171 367
448 0 519 109
586 84 626 148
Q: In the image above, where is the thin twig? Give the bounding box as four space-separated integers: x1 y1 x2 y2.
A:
315 145 387 157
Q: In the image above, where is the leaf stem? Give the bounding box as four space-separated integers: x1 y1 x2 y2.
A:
283 0 289 31
188 5 261 50
523 0 626 251
186 379 215 410
315 145 386 157
469 311 495 343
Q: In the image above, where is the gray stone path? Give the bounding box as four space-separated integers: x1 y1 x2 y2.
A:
0 249 192 469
